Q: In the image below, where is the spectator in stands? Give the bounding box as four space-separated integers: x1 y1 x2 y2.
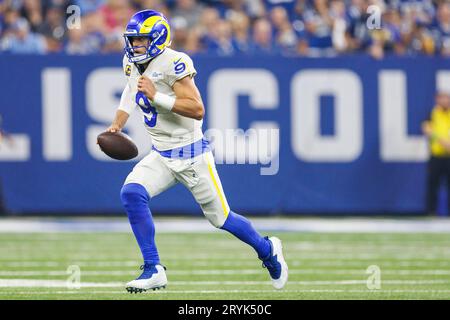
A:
172 0 203 30
433 1 450 56
246 0 267 19
290 0 309 55
228 10 251 54
220 0 246 19
302 0 335 57
37 5 67 52
0 17 47 54
369 6 403 58
422 91 450 216
405 20 436 55
270 6 298 56
197 5 220 35
65 11 105 54
0 4 4 36
20 0 44 32
195 6 220 53
184 25 201 54
264 0 296 15
1 0 450 57
74 0 106 16
99 0 133 52
65 27 89 54
330 0 348 53
136 0 168 15
170 15 189 51
204 19 236 56
100 0 131 30
394 0 435 26
346 0 373 54
1 8 20 37
251 17 278 54
218 0 266 20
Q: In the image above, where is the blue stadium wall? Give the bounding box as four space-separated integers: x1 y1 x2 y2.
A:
1 54 449 215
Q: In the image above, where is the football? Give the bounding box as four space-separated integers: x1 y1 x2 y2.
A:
97 131 138 160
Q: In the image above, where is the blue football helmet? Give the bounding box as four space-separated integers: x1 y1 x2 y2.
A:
123 10 171 64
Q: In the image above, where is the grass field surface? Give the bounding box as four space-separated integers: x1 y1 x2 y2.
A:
0 230 449 300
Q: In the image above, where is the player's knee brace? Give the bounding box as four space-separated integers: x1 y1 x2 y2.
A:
200 200 228 228
120 183 150 223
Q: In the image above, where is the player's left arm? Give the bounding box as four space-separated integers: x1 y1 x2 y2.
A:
171 76 204 120
137 75 204 120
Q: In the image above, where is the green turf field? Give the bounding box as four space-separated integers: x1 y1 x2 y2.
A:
0 231 449 300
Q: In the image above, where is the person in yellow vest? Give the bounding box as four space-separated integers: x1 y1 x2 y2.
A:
422 91 450 215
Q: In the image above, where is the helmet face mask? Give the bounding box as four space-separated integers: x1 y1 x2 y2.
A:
124 35 153 64
123 10 171 64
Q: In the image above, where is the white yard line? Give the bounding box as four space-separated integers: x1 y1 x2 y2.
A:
1 279 449 288
1 253 448 260
2 260 450 268
291 261 450 267
152 280 450 285
0 279 123 288
0 289 449 295
1 217 450 233
1 269 450 276
4 247 450 255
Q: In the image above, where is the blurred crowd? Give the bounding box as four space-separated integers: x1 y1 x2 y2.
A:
0 0 449 58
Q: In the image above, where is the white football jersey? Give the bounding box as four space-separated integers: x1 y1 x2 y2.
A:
118 48 203 151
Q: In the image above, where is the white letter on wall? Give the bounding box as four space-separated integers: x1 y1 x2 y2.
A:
42 68 72 161
437 71 450 93
379 71 427 161
0 135 30 161
208 69 279 169
291 70 363 162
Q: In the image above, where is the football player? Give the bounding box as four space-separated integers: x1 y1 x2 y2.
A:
107 9 288 293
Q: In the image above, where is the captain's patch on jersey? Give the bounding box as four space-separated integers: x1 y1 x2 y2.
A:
125 64 131 76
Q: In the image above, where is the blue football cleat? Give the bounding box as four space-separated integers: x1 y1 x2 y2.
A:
261 236 288 289
126 263 167 293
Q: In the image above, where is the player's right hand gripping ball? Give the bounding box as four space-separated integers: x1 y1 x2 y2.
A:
97 131 138 160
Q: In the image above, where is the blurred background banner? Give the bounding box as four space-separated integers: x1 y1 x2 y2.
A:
1 54 448 215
